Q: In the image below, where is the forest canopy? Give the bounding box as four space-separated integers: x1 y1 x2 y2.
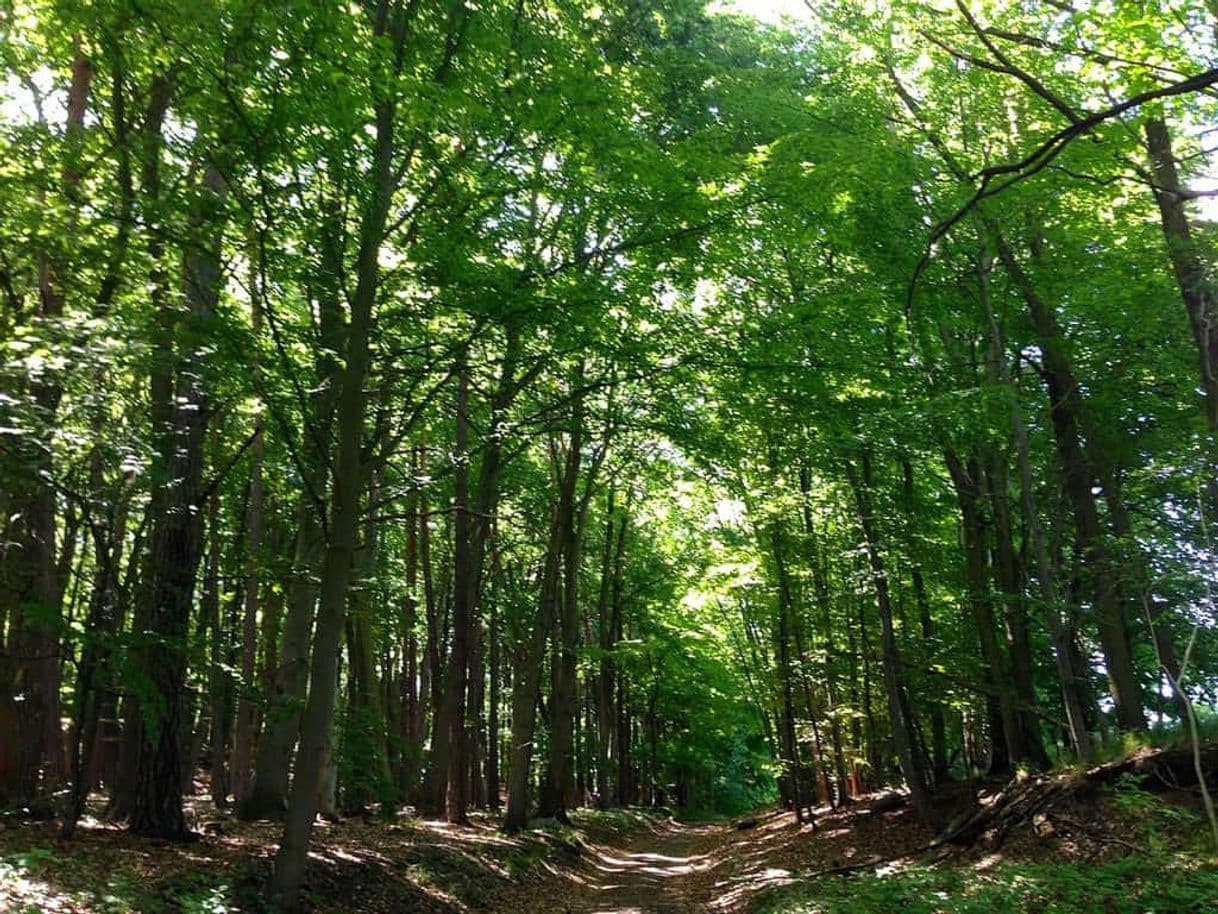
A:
1 0 1217 909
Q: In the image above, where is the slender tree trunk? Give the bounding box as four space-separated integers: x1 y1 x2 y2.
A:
544 402 586 824
769 520 806 823
1144 117 1218 433
129 160 227 838
271 35 399 898
200 492 230 809
401 452 422 800
486 572 501 809
978 251 1094 757
437 369 475 823
985 449 1049 769
844 452 941 829
596 498 623 809
503 504 563 832
232 338 265 801
994 236 1146 732
944 449 1022 773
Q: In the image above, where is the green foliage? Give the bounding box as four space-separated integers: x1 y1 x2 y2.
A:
756 855 1218 914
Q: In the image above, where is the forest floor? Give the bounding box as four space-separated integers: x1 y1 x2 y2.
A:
2 748 1217 913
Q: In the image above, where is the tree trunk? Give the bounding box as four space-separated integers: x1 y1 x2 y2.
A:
596 497 624 809
544 401 586 824
978 248 1094 757
844 452 941 829
270 37 398 899
503 504 562 832
232 373 265 800
944 449 1023 773
985 448 1049 769
1144 117 1218 433
400 450 422 800
994 236 1146 732
4 46 94 809
486 570 501 809
770 520 806 823
130 161 227 838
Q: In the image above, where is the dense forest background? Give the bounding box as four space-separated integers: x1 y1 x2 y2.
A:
2 0 1217 909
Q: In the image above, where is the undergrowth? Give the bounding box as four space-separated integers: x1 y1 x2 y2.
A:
754 855 1218 914
755 777 1218 914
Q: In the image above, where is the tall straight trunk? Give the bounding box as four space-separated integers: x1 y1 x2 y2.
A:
810 560 851 802
5 46 93 807
130 161 227 838
486 572 501 809
400 451 422 798
897 459 948 785
596 497 623 809
271 23 400 897
544 400 585 823
467 608 486 810
852 584 880 777
232 317 265 800
913 564 948 782
181 569 214 794
420 473 445 805
979 250 1093 757
203 496 229 807
344 472 391 814
769 520 805 823
985 450 1049 769
994 236 1146 732
437 369 476 823
1144 117 1218 433
944 450 1022 773
503 502 563 831
613 525 632 806
844 452 941 829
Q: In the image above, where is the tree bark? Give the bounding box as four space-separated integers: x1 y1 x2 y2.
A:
5 44 94 808
129 161 227 839
271 12 401 892
844 452 941 829
944 449 1022 773
978 249 1094 757
1144 117 1218 433
994 236 1147 732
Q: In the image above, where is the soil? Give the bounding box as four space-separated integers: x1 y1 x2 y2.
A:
1 745 1213 914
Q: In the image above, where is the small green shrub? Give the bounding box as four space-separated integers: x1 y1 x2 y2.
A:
754 856 1218 914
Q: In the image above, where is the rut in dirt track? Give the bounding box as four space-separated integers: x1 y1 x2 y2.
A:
496 816 803 914
577 824 719 914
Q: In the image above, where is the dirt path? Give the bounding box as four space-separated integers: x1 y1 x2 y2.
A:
492 817 773 914
490 802 936 913
575 821 723 913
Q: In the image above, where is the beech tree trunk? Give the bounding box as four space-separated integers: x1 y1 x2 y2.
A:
944 449 1023 773
1144 117 1218 433
4 45 93 809
994 236 1147 733
845 452 941 829
270 17 401 894
130 161 227 839
978 246 1094 757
